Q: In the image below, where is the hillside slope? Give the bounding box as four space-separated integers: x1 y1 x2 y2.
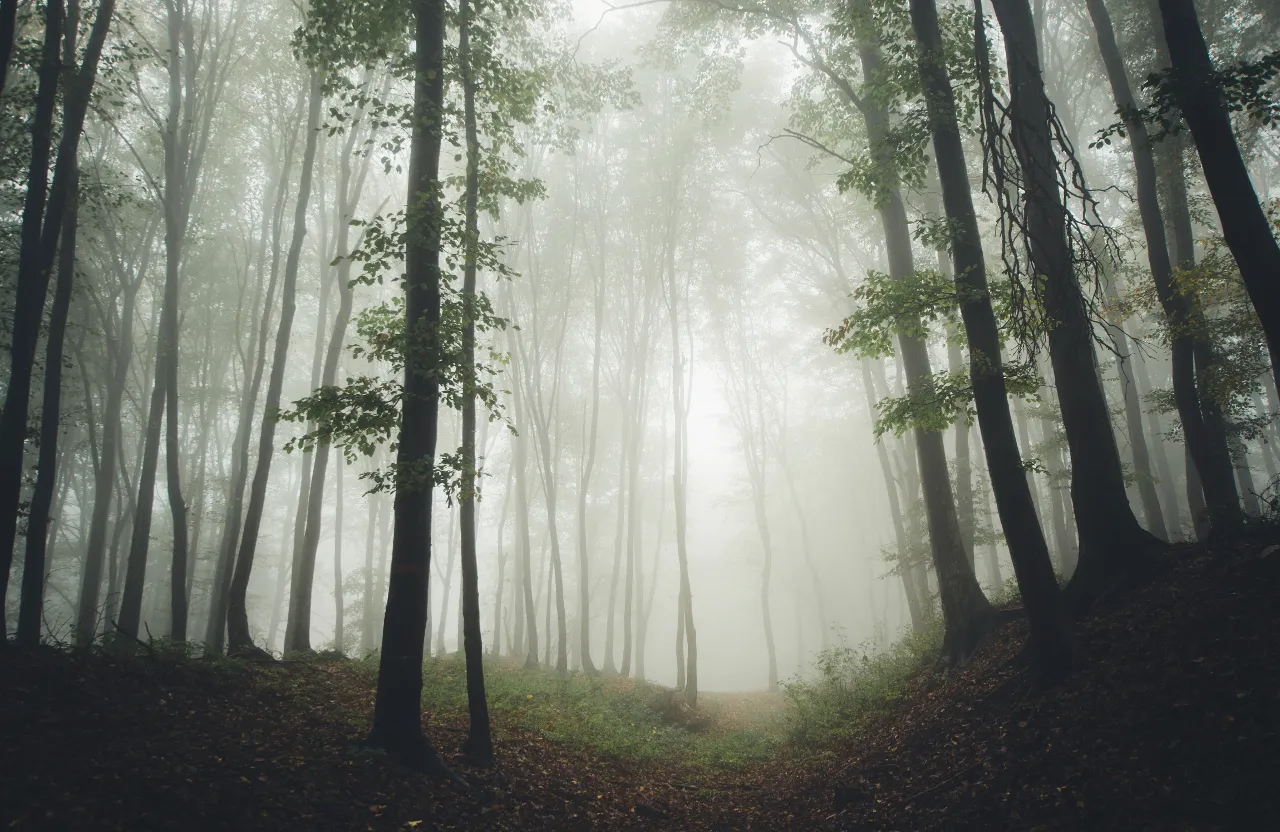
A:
2 530 1277 831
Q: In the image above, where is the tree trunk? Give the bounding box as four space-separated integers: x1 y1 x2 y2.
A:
988 0 1159 609
861 359 927 630
365 0 450 774
361 473 379 653
910 0 1067 679
16 151 78 646
576 248 605 675
1157 0 1280 385
855 21 994 663
664 201 697 707
205 136 296 650
602 430 626 673
1087 0 1238 535
227 71 323 654
456 0 493 760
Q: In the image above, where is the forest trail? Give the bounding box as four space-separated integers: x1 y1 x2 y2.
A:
3 530 1279 831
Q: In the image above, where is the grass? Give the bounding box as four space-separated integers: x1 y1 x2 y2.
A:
781 623 943 750
350 653 788 769
339 625 942 771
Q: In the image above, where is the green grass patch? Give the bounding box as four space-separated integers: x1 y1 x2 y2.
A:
395 655 785 770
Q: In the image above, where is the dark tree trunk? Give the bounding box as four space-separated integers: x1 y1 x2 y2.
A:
16 152 78 647
988 0 1159 609
0 0 17 94
910 0 1068 680
1087 0 1238 535
855 24 994 664
457 0 493 761
364 0 450 776
226 71 323 654
0 0 64 621
1157 0 1280 387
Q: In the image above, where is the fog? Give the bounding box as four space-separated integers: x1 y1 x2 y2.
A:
2 0 1277 705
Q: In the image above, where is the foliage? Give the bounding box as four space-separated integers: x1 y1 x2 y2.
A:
1091 49 1280 148
1121 204 1278 448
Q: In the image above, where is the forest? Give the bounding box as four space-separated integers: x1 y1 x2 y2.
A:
1 0 1279 828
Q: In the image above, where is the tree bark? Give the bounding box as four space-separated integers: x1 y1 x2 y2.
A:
227 70 323 654
456 0 493 760
1157 0 1280 386
910 0 1067 679
1087 0 1238 535
0 0 64 621
365 0 450 775
854 18 993 665
988 0 1159 609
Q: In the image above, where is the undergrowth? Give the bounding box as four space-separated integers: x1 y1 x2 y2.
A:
782 622 943 750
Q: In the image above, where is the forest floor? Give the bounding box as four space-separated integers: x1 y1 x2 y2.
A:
3 527 1280 831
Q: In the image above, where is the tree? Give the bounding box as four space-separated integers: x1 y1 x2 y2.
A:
0 0 65 622
908 0 1069 680
226 69 323 654
1085 0 1240 535
984 0 1160 605
364 0 451 774
17 0 117 644
1155 0 1280 383
455 0 494 762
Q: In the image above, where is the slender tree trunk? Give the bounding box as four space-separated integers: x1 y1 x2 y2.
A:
433 505 457 654
853 20 993 664
988 0 1159 609
506 306 538 668
361 473 379 653
16 151 78 646
492 463 511 655
576 257 605 675
664 205 697 707
205 144 295 650
266 458 299 651
332 449 345 652
862 359 926 629
457 0 492 760
365 0 450 774
1087 0 1238 534
602 425 627 673
227 71 323 654
1132 348 1183 533
1156 0 1280 381
911 0 1067 678
0 0 64 621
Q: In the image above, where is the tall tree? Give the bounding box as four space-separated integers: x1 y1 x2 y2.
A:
18 0 117 643
226 69 323 654
365 0 450 774
909 0 1069 680
1156 0 1280 382
457 0 494 755
1085 0 1239 535
0 0 65 622
985 0 1159 605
